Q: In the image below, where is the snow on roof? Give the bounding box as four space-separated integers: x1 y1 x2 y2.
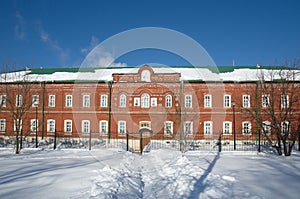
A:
1 66 299 83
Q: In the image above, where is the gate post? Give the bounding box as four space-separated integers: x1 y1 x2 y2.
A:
126 132 129 152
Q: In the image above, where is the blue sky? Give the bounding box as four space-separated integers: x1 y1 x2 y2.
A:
0 0 300 68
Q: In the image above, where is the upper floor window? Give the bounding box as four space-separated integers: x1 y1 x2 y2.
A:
30 119 38 132
100 120 108 135
262 121 271 134
0 95 6 108
223 121 232 135
32 95 39 107
141 70 150 82
243 95 250 108
164 121 173 134
49 95 55 107
101 94 108 107
281 95 289 109
47 119 55 133
82 120 90 133
66 95 72 107
151 98 157 107
185 95 192 108
64 120 72 133
83 95 90 108
184 121 193 135
281 121 290 134
120 94 126 107
141 93 150 108
16 95 22 107
242 121 252 135
134 97 140 107
204 121 213 135
0 119 6 132
224 95 231 108
204 95 212 108
118 121 126 134
166 95 172 108
262 94 269 108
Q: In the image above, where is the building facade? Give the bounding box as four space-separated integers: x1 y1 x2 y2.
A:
0 65 299 145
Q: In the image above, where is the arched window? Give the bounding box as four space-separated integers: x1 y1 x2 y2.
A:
120 94 126 107
141 70 150 82
166 95 172 108
141 93 150 108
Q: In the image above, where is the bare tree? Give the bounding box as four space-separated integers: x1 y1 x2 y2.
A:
244 61 300 156
0 65 39 154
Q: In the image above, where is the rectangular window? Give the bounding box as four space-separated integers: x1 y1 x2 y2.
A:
83 95 90 107
101 95 108 107
204 121 213 135
166 95 172 108
262 95 269 108
141 94 150 108
82 120 90 133
243 95 250 108
32 95 39 107
224 95 231 108
16 95 22 107
223 121 232 135
242 121 252 135
134 97 140 107
281 95 289 109
151 98 157 107
66 95 72 107
100 120 108 135
47 120 55 133
0 119 6 132
262 121 271 134
139 121 151 129
49 95 55 107
204 95 212 108
30 119 38 132
0 95 6 107
281 121 290 134
164 121 173 134
118 121 126 134
184 121 193 135
120 95 126 107
64 120 72 133
185 95 192 108
14 119 22 132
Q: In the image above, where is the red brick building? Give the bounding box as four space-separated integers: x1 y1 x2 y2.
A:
0 65 299 146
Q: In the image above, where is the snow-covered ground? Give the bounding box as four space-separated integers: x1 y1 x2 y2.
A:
0 148 299 199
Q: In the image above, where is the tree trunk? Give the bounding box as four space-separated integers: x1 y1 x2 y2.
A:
15 131 20 154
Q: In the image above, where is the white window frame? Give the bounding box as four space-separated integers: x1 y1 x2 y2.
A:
134 97 140 107
0 95 6 107
66 95 72 107
16 95 22 107
120 94 126 107
204 94 212 108
100 120 108 135
0 119 6 132
281 94 289 109
118 121 126 134
262 94 269 108
82 120 90 134
48 95 55 107
262 121 271 134
64 120 72 133
14 119 22 132
243 95 250 108
30 119 38 132
83 95 90 108
184 121 193 135
204 121 213 135
223 121 232 135
32 95 39 107
242 121 252 135
281 121 290 134
101 94 108 107
47 119 55 133
165 95 172 108
185 95 192 108
139 121 151 129
164 121 173 135
224 95 231 108
141 93 150 108
151 98 157 107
